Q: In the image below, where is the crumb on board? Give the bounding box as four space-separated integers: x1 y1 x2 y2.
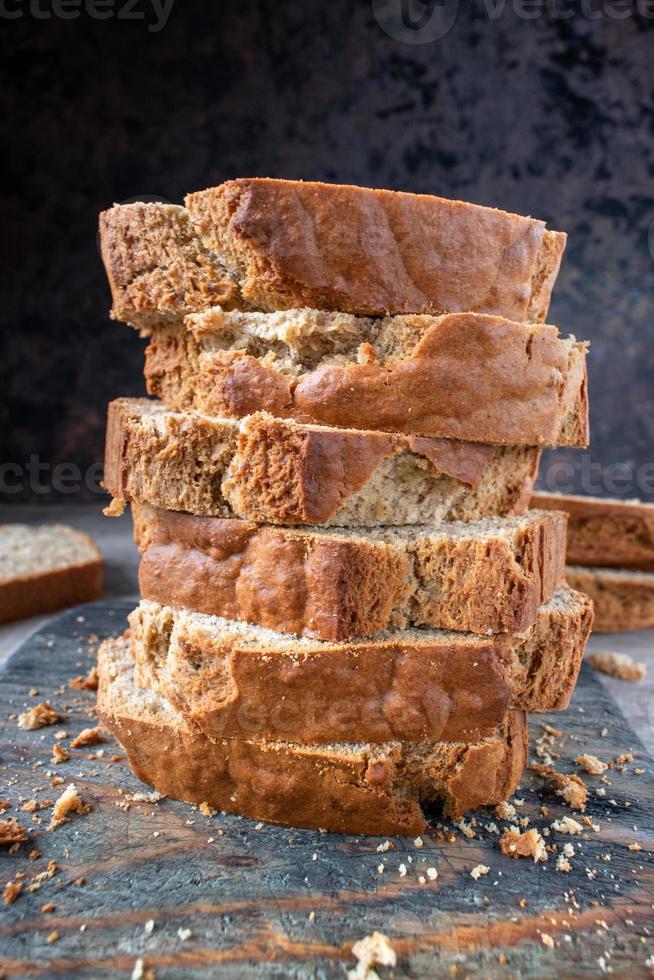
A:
588 651 646 682
495 801 517 820
49 784 89 830
70 727 102 748
499 827 548 863
348 932 397 979
3 880 23 905
531 763 588 811
69 667 99 691
551 816 584 836
18 703 62 730
470 864 490 880
576 754 608 775
0 819 28 847
52 743 70 764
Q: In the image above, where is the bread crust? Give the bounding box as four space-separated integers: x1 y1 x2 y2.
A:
532 492 654 571
104 399 541 527
99 181 565 327
132 503 567 639
0 560 103 625
128 586 591 745
97 636 527 833
144 312 588 448
565 565 654 632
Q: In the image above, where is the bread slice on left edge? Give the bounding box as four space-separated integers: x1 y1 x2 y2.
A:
97 635 527 834
0 524 103 624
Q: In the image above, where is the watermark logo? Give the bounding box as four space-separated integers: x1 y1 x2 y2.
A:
371 0 460 44
0 0 176 32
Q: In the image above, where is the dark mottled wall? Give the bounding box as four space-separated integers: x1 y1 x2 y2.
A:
1 0 653 501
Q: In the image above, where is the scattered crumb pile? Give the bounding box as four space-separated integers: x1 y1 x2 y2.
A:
348 931 397 980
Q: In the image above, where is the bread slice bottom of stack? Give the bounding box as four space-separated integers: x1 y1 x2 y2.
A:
533 492 654 632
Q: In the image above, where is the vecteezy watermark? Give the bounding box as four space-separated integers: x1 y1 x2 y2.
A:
0 457 104 497
372 0 654 44
540 452 654 497
0 0 176 32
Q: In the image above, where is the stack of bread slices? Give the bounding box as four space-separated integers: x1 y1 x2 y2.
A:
96 178 593 836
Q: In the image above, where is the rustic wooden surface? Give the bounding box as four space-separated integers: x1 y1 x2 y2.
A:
1 601 653 979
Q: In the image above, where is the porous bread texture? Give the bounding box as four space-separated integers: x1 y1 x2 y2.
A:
565 565 654 633
0 524 103 624
97 635 527 834
143 309 589 448
132 503 567 638
128 585 592 745
532 492 654 571
104 398 541 527
99 179 566 327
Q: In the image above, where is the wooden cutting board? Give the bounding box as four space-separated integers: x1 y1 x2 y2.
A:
1 601 653 978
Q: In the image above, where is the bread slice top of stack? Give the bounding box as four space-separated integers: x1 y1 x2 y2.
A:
97 635 528 834
132 502 568 638
0 524 103 624
143 309 588 448
99 178 566 327
532 492 654 632
128 586 592 746
105 397 543 527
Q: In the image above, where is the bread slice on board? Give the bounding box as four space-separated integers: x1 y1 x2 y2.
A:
144 310 588 447
532 492 654 571
104 398 541 527
0 524 103 624
132 503 567 639
128 587 592 746
99 179 565 326
565 565 654 632
97 635 527 834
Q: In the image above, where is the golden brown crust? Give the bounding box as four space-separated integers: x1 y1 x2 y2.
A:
128 585 591 745
185 178 565 321
144 313 588 448
104 399 541 526
132 503 567 639
0 560 103 625
532 493 654 571
97 637 527 833
565 565 654 632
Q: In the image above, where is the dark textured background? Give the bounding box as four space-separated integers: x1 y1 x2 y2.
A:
1 0 653 501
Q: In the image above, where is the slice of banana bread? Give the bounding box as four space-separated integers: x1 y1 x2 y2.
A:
99 179 565 327
132 503 567 638
128 586 592 745
105 398 541 527
143 309 588 447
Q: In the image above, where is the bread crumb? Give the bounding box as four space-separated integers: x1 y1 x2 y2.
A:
18 703 61 730
532 763 588 811
495 802 516 820
52 743 70 764
413 836 423 847
588 651 646 681
628 843 642 852
551 816 584 836
46 930 59 943
576 754 608 775
541 933 554 949
71 727 102 748
499 827 548 863
69 667 99 691
470 864 490 880
426 867 438 880
177 927 192 941
104 497 126 517
41 902 56 913
556 855 572 873
49 784 89 830
563 843 575 857
376 840 393 853
0 818 28 846
348 931 397 979
199 801 216 817
3 880 22 904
